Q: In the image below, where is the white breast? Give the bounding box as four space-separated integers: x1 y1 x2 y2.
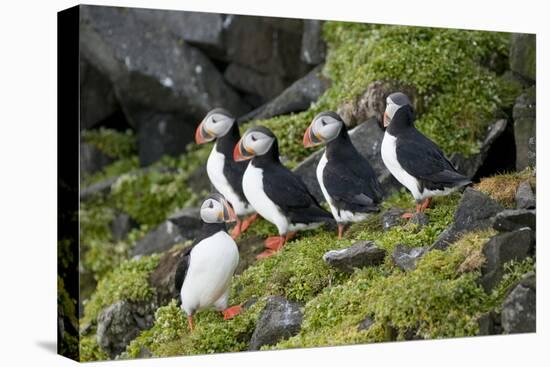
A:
242 162 288 235
381 133 422 200
180 231 239 315
317 152 371 223
206 145 254 216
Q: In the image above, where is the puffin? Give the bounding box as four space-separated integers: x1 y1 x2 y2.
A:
195 108 258 238
381 92 471 217
234 126 334 259
303 111 383 238
175 193 242 331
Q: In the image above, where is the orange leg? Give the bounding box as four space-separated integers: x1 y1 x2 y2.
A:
222 305 242 320
230 218 242 239
240 214 258 233
419 198 432 212
187 315 194 332
401 202 423 219
338 223 345 239
264 236 286 251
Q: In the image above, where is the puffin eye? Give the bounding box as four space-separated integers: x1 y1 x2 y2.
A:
211 117 217 124
208 200 214 209
321 119 327 126
251 135 257 142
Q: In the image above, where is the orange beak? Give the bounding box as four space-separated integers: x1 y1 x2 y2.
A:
195 120 215 144
233 139 254 161
222 199 237 223
383 111 390 128
303 125 322 148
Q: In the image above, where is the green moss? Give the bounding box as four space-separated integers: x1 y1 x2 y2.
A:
82 128 137 159
249 23 518 166
124 298 266 357
80 335 108 362
81 255 160 327
82 156 139 187
488 257 536 310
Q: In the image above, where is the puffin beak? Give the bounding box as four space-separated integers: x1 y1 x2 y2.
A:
222 199 237 223
383 112 390 128
233 139 254 162
303 125 322 148
195 120 215 144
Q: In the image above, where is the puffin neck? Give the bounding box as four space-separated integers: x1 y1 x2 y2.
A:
325 126 354 158
199 221 227 236
215 123 241 157
251 138 281 167
386 106 415 136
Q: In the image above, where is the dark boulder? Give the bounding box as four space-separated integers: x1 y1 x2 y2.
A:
111 212 136 242
477 311 502 336
493 209 536 232
509 33 536 84
381 207 405 231
79 56 119 130
391 244 426 272
501 273 536 334
167 207 202 239
516 180 536 209
450 119 509 179
96 300 157 358
431 189 503 250
224 63 287 104
301 20 326 65
410 212 429 228
323 240 386 273
131 222 184 258
80 6 249 166
149 246 190 305
249 296 303 350
294 118 401 202
480 228 535 292
513 87 536 171
337 80 418 127
240 64 330 122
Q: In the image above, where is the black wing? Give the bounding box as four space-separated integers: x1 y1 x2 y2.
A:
323 155 383 213
263 164 333 224
174 245 194 293
396 129 471 191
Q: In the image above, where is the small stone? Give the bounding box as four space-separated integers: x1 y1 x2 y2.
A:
515 181 535 209
493 209 535 232
381 207 405 231
480 228 535 292
410 212 429 227
111 213 136 242
323 240 387 273
392 244 426 272
249 296 302 350
357 316 375 332
501 273 536 334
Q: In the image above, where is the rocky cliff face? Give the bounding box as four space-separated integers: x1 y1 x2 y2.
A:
74 6 536 361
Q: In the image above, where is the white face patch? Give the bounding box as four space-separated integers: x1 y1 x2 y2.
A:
200 198 224 223
203 113 235 138
312 115 342 142
243 131 274 156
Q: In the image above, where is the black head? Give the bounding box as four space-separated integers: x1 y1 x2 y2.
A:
384 92 415 135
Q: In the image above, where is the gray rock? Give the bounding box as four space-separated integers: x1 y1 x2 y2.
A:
323 240 386 273
249 296 302 350
80 141 113 180
80 6 249 165
337 80 418 127
111 212 136 242
480 228 535 292
80 175 119 201
477 312 501 336
392 244 426 271
509 33 536 83
514 87 536 171
528 136 536 167
224 63 288 104
450 119 508 179
131 221 184 257
357 316 375 332
79 56 118 130
381 207 405 231
410 212 429 227
96 300 157 358
493 209 536 232
149 246 191 305
223 15 308 80
301 20 326 65
167 207 202 239
241 64 330 122
294 118 401 202
431 189 504 250
501 273 536 334
516 181 536 209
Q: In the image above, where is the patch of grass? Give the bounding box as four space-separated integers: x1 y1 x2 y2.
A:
475 169 534 207
488 257 536 310
81 255 160 327
82 128 137 159
82 156 139 187
80 335 108 362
